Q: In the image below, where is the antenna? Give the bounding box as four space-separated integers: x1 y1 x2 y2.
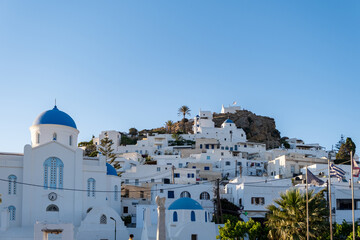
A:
55 98 57 107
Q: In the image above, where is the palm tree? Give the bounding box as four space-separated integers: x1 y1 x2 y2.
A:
178 105 191 133
266 189 328 240
165 120 174 134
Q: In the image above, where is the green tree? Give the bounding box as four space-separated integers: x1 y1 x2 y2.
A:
99 132 120 171
128 128 138 138
266 189 328 240
178 105 191 133
165 120 174 134
335 134 346 152
217 218 267 240
336 137 356 164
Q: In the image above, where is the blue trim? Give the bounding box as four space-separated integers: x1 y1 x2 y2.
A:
106 163 117 176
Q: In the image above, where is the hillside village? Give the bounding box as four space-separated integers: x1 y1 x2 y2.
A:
0 104 358 240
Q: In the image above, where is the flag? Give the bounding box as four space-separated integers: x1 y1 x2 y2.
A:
353 158 360 177
307 169 325 186
330 163 346 179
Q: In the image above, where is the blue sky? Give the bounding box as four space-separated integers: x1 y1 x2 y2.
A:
0 1 359 152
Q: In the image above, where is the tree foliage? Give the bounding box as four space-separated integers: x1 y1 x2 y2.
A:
165 120 174 134
217 218 267 240
98 132 120 170
128 128 138 138
335 137 356 164
266 189 328 240
178 105 191 133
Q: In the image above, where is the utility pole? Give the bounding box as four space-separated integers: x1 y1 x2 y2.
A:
351 151 355 240
327 157 333 240
306 166 309 240
171 166 175 184
216 178 224 224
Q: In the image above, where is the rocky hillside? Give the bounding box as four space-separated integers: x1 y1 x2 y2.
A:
212 110 281 149
140 110 282 149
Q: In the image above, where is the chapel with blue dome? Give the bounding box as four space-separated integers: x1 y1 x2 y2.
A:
224 118 234 124
33 105 77 129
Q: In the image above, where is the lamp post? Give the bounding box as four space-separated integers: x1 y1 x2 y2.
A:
110 217 116 240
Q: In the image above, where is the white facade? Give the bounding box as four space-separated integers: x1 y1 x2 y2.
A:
0 106 128 240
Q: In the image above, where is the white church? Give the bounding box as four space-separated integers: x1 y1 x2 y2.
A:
0 105 129 240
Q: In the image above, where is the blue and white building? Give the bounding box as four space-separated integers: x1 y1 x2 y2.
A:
0 105 128 240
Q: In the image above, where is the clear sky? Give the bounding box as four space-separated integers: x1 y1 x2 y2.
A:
0 1 359 153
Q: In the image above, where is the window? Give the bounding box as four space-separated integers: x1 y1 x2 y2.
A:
135 179 139 186
151 179 155 183
167 163 172 165
192 166 196 169
46 204 59 212
204 166 210 171
230 147 233 151
168 191 175 198
44 157 64 189
123 206 128 213
221 146 224 150
174 173 180 178
114 185 119 201
53 133 57 141
191 234 198 240
205 212 207 222
237 162 242 166
69 135 72 146
221 152 224 156
251 197 265 205
206 156 210 160
234 145 238 151
290 165 295 174
100 214 107 224
200 144 203 149
225 146 229 150
205 144 209 149
173 211 178 222
8 206 15 221
200 192 210 200
180 191 191 198
160 189 164 193
140 191 144 198
125 179 129 184
336 199 360 210
178 163 183 168
191 211 196 221
8 175 17 195
225 161 231 166
87 178 96 197
157 167 161 172
36 133 40 144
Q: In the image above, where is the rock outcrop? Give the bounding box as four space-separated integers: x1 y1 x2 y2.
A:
212 110 281 149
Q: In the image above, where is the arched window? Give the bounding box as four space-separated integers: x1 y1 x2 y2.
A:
191 211 196 222
200 192 210 200
87 207 93 213
100 214 107 224
114 185 119 201
69 135 72 146
46 204 59 212
53 133 57 141
36 133 40 144
205 212 207 222
87 178 96 197
8 175 17 195
8 206 16 221
173 211 178 222
43 157 64 189
180 191 191 198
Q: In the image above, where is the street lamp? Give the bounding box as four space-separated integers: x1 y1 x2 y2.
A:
110 217 116 240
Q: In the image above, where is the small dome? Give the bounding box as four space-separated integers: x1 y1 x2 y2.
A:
106 163 117 176
224 119 234 124
168 197 203 210
33 106 77 129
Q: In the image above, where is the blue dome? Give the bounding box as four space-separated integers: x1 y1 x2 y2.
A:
33 106 77 129
168 197 203 210
224 119 234 124
106 163 118 176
